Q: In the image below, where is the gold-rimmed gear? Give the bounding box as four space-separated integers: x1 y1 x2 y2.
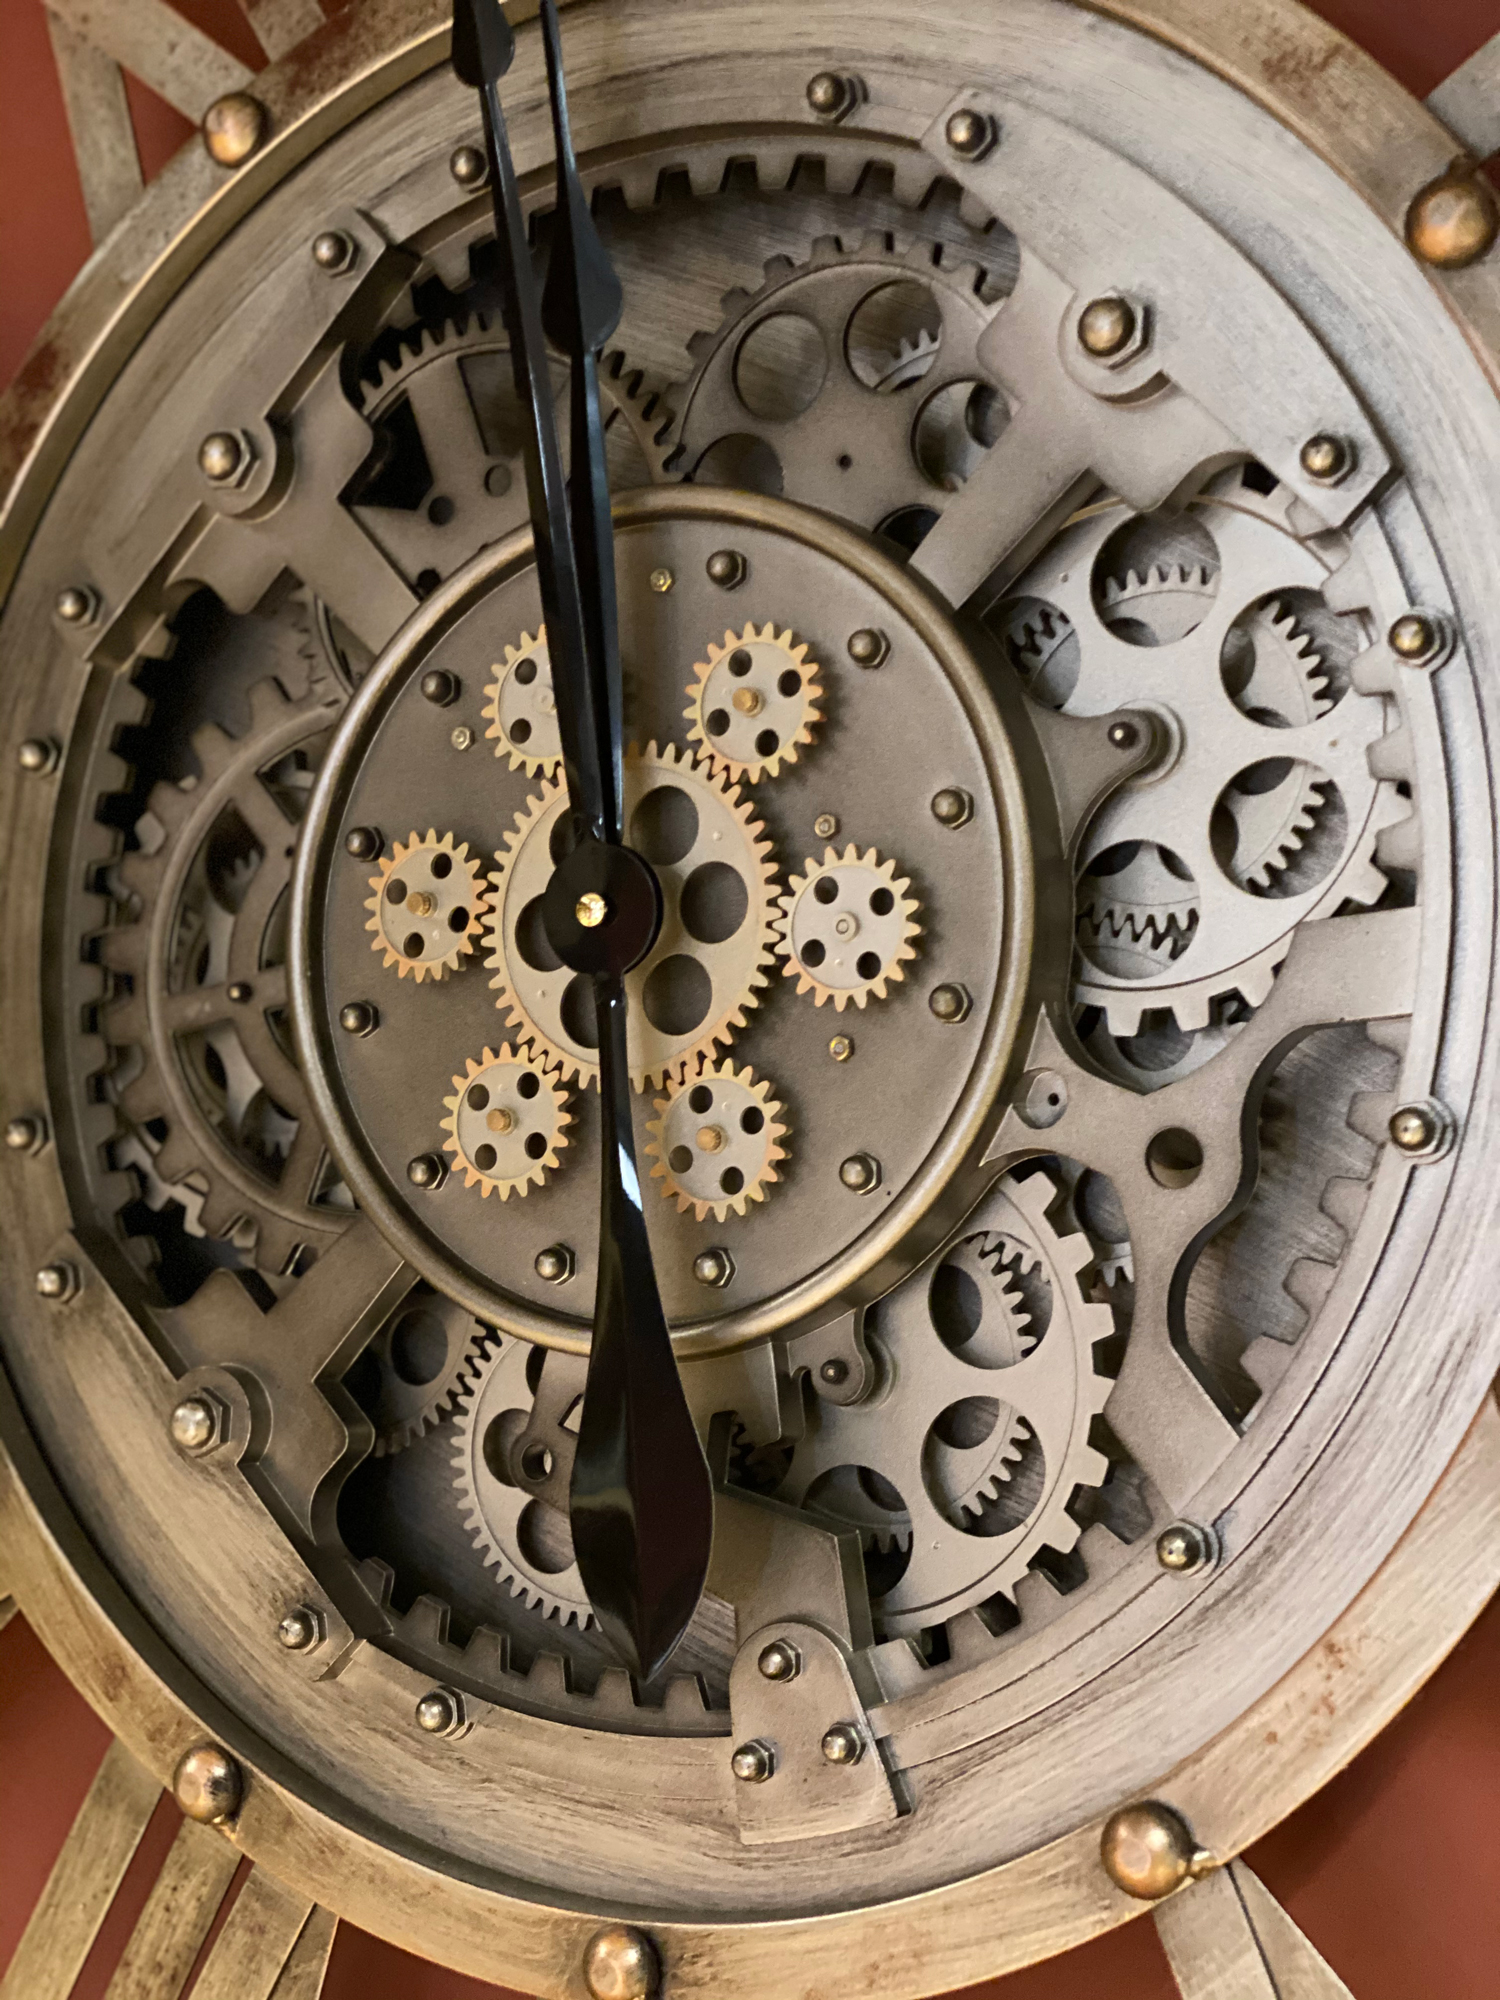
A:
773 844 921 1010
483 628 562 776
644 1060 788 1220
440 1045 572 1198
684 623 824 782
365 830 488 982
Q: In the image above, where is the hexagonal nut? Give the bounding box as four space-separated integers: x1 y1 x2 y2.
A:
1075 292 1151 371
197 428 258 491
169 1386 230 1457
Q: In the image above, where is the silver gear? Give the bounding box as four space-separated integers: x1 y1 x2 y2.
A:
352 1287 488 1457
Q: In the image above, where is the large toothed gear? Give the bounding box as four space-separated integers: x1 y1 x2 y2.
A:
644 1061 788 1221
485 742 778 1089
684 624 823 782
366 830 488 982
775 1168 1114 1636
440 1046 571 1199
348 1287 488 1457
773 845 921 1010
483 629 561 776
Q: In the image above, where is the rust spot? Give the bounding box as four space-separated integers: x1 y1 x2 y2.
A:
1264 1729 1280 1745
97 1654 128 1705
0 335 67 481
1322 1636 1351 1672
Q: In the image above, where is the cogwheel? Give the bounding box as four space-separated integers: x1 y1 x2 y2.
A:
669 231 1003 530
452 1333 594 1628
441 1046 572 1198
100 676 350 1275
683 623 824 783
773 845 921 1010
483 629 561 776
485 742 778 1089
345 1285 488 1456
774 1167 1114 1637
644 1061 788 1221
1098 563 1218 646
366 830 488 982
1077 840 1199 981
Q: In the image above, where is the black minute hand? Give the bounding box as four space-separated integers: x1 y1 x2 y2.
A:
452 0 713 1683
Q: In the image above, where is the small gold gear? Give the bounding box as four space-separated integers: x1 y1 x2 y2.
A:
485 742 778 1088
366 831 488 982
440 1046 571 1198
773 844 922 1010
482 628 561 776
684 623 824 782
644 1061 788 1221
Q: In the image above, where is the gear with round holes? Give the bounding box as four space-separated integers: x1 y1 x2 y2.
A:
366 830 488 982
345 1284 488 1456
773 843 921 1010
644 1060 787 1220
440 1045 572 1198
683 623 823 782
483 628 562 776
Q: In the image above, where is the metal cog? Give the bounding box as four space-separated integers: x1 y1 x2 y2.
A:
683 623 824 783
484 742 778 1089
348 1286 489 1457
101 675 350 1275
774 1168 1113 1636
644 1060 788 1221
773 844 921 1010
483 628 561 777
1098 562 1217 646
365 830 489 983
440 1045 572 1199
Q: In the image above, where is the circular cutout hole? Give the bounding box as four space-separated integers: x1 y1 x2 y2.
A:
385 878 407 905
525 1132 546 1160
728 650 753 677
877 504 940 555
870 887 894 916
511 717 532 743
740 1107 764 1135
707 708 730 736
466 1084 489 1111
520 1443 552 1484
430 852 453 879
856 950 882 981
389 1308 449 1386
642 955 713 1037
721 1166 744 1196
912 379 1007 489
777 669 802 697
402 932 424 958
482 1409 525 1484
517 1071 540 1100
754 728 779 758
516 1498 574 1575
1146 1127 1203 1188
847 281 943 391
802 938 826 969
734 313 828 421
680 861 748 944
1220 588 1352 720
447 905 469 932
691 434 784 497
559 974 599 1050
427 495 455 526
689 1084 714 1115
1093 510 1220 645
1211 763 1345 899
514 656 538 685
669 1145 693 1174
813 876 839 906
515 896 562 973
1077 840 1199 981
630 785 699 867
474 1143 497 1171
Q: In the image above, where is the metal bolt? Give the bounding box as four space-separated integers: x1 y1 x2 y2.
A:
35 1263 78 1302
693 1247 735 1288
929 983 971 1024
1100 1801 1210 1900
819 1358 850 1386
450 143 489 188
706 548 747 588
226 981 253 1004
839 1152 881 1194
407 1153 446 1189
1078 295 1137 359
339 1001 377 1036
757 1639 801 1682
813 812 839 840
1388 611 1448 667
806 71 859 121
1107 719 1140 750
828 1034 854 1062
420 668 459 706
576 891 609 929
821 1722 864 1765
648 567 674 593
1299 432 1354 485
19 737 59 775
202 92 267 168
173 1743 243 1823
198 431 247 484
55 585 98 625
731 1739 776 1783
847 627 888 668
583 1925 659 2000
450 723 475 752
276 1606 322 1651
945 108 996 160
1388 1099 1454 1160
1406 166 1499 270
5 1115 45 1154
170 1395 217 1452
415 1689 458 1734
1156 1522 1214 1574
345 825 382 860
535 1244 575 1284
931 787 973 828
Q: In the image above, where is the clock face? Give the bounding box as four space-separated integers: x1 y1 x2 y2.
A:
3 2 1500 1993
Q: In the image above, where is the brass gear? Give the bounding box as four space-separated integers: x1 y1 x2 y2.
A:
644 1060 788 1221
365 830 488 982
482 628 561 776
440 1045 572 1199
484 742 778 1089
683 623 824 783
773 844 921 1011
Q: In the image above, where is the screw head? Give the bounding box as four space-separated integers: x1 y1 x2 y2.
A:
757 1639 801 1682
731 1738 776 1783
173 1743 243 1823
339 1001 377 1036
415 1689 458 1734
847 627 888 667
820 1722 864 1765
1077 295 1137 359
931 787 973 828
170 1396 217 1451
812 812 839 840
35 1263 78 1302
407 1154 446 1189
649 567 674 594
420 668 459 706
276 1606 320 1651
806 71 858 120
583 1925 659 2000
450 143 489 187
945 108 995 159
1406 167 1499 270
1299 432 1354 484
450 723 475 752
226 981 253 1004
693 1247 735 1288
1156 1522 1213 1573
198 431 246 484
1388 1099 1454 1160
202 92 267 167
55 585 97 625
575 891 609 929
706 548 747 588
1388 611 1447 667
345 825 382 860
929 983 971 1024
839 1152 881 1194
18 737 59 774
819 1358 850 1386
1107 719 1140 750
5 1115 44 1154
534 1244 575 1284
828 1034 855 1062
311 229 355 273
1100 1801 1208 1900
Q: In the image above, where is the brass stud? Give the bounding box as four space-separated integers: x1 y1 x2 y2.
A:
5 1115 46 1154
407 1154 446 1189
931 787 973 828
945 108 996 160
420 668 459 706
35 1263 79 1303
820 1722 864 1765
173 1743 243 1823
198 431 249 485
828 1035 854 1062
847 627 888 667
415 1688 459 1734
929 983 971 1023
450 143 489 188
1077 295 1137 359
450 723 475 752
202 93 267 168
1107 719 1140 750
226 981 253 1004
839 1152 881 1193
693 1247 735 1288
1406 162 1499 270
535 1244 574 1284
276 1606 322 1652
1156 1522 1214 1574
19 737 60 775
813 812 839 839
806 72 860 122
649 567 674 594
731 1739 776 1783
339 1001 377 1036
170 1395 218 1453
345 826 382 860
706 548 747 588
1388 611 1449 668
1388 1098 1455 1160
311 229 356 274
576 891 609 929
757 1639 801 1682
583 1925 660 2000
1299 432 1355 485
55 585 98 625
1100 1801 1210 1899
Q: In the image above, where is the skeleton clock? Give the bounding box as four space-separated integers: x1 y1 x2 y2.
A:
3 2 1500 1996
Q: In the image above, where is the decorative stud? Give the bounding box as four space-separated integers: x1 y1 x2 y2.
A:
1299 433 1355 485
173 1743 243 1823
847 627 888 667
1077 296 1137 359
1156 1522 1215 1574
819 1358 850 1386
1100 1801 1211 1899
202 93 267 167
731 1739 776 1783
839 1153 881 1193
929 983 971 1023
693 1247 735 1288
19 738 60 775
420 669 459 706
450 143 488 188
450 723 475 752
1406 163 1499 269
170 1395 219 1453
649 568 674 594
806 72 861 122
339 1001 377 1036
5 1115 46 1154
583 1925 660 2000
931 787 973 828
757 1639 801 1682
35 1263 79 1302
311 229 356 273
226 981 252 1004
820 1722 864 1765
534 1244 575 1284
813 812 839 839
407 1154 446 1189
1107 719 1140 750
276 1606 323 1652
706 548 747 588
945 108 996 160
1388 611 1451 669
344 826 382 860
828 1034 854 1062
415 1688 460 1735
1388 1098 1455 1161
55 585 98 626
197 431 251 486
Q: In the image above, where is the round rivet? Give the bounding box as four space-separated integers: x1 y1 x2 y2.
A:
226 981 253 1005
847 627 888 667
202 92 266 167
420 669 458 706
535 1244 574 1284
820 1722 864 1765
706 548 747 588
583 1924 660 2000
407 1154 446 1189
1388 1098 1455 1160
277 1607 320 1651
649 567 674 594
198 432 246 484
35 1263 78 1302
450 143 489 187
806 71 859 121
450 724 475 752
339 1001 377 1036
731 1739 776 1783
170 1396 216 1451
55 585 98 625
1299 432 1354 485
575 892 609 929
945 108 995 159
1156 1522 1214 1574
828 1035 854 1062
931 787 973 828
1406 165 1499 269
19 737 59 775
812 812 839 840
345 826 382 860
173 1743 243 1823
415 1689 457 1734
1100 1801 1209 1899
311 229 355 273
929 983 971 1024
5 1115 45 1154
1078 296 1137 358
757 1639 801 1682
1107 719 1140 750
839 1153 881 1193
1388 611 1449 668
693 1247 734 1288
819 1358 850 1386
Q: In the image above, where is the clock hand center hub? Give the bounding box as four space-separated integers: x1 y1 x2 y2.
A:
541 835 663 976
